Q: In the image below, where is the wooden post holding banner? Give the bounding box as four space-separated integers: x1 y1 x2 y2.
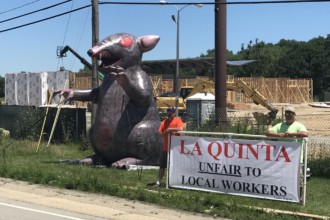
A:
36 88 54 151
47 80 69 147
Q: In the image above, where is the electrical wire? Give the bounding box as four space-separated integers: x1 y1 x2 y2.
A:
70 7 91 71
1 0 329 34
0 4 91 34
0 0 73 24
56 0 75 71
99 0 330 5
61 0 75 47
0 0 40 15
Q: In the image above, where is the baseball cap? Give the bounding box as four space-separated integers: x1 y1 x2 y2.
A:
284 106 296 113
167 106 175 113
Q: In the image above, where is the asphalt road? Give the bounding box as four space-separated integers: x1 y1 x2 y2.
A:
0 178 226 220
0 197 107 220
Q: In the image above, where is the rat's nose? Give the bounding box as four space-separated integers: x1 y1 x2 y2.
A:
87 49 93 56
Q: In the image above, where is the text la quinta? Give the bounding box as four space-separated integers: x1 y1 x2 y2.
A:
179 139 292 162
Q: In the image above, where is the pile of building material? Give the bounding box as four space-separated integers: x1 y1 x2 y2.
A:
5 71 69 106
0 128 10 137
227 101 251 110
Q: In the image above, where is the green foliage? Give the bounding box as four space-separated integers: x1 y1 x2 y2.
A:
0 139 329 219
308 141 330 178
8 106 88 149
187 49 236 77
78 66 92 74
78 134 91 151
187 113 270 135
199 34 330 98
0 76 4 98
60 118 74 144
14 107 41 140
309 157 330 178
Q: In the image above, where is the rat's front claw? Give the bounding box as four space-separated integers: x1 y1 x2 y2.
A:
113 65 125 73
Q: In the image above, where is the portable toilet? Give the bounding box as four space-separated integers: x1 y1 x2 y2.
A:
186 92 215 130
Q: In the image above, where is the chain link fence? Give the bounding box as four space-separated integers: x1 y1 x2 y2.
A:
183 103 330 178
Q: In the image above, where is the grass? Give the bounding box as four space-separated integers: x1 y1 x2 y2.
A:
0 137 329 220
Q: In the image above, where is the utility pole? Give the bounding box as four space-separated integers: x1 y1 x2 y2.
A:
214 0 228 128
91 0 99 123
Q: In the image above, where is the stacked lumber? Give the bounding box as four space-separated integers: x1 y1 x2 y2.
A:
227 102 251 110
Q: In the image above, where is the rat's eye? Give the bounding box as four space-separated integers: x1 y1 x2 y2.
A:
119 37 132 47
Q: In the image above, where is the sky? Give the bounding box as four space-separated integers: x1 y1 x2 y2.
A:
0 0 330 76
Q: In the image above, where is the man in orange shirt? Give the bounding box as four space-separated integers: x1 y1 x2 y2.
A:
149 106 184 188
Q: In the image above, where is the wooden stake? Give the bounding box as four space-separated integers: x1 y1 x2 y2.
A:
47 80 69 147
36 88 54 151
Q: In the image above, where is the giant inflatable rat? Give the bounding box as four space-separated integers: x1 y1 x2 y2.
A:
60 33 162 166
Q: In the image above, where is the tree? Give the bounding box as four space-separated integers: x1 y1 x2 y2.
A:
197 34 330 98
78 65 92 74
0 76 4 98
198 49 236 77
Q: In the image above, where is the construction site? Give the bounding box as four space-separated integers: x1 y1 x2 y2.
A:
71 73 312 103
53 45 321 136
69 72 330 137
4 70 328 136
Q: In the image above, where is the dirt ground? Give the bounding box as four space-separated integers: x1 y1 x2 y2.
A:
230 102 330 137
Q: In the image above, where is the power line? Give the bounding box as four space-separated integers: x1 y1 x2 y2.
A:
61 0 75 46
70 7 91 71
57 0 75 72
0 4 91 34
0 0 73 24
99 0 330 5
1 0 329 34
0 0 41 15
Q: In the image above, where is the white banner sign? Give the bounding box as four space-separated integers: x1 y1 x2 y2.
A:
169 136 302 202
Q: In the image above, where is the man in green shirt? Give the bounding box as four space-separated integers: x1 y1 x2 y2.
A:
265 106 311 181
265 106 308 138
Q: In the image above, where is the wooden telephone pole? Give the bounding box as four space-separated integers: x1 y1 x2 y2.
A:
91 0 99 123
214 0 228 128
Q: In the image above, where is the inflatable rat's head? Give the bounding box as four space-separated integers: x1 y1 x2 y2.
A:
87 33 160 71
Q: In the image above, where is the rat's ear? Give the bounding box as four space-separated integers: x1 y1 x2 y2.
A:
137 35 160 53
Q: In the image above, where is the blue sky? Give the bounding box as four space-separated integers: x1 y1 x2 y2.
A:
0 0 330 76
